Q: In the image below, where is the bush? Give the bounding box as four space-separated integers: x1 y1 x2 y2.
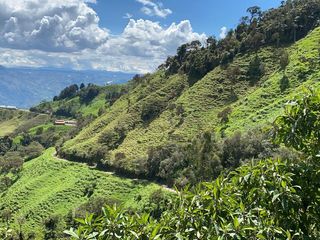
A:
217 107 232 123
279 74 290 92
279 50 290 70
0 152 23 174
141 99 166 122
247 55 264 85
20 141 44 161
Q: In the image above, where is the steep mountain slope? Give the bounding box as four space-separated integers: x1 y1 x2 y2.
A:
60 27 320 175
0 148 163 238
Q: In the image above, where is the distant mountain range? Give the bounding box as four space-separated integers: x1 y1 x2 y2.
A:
0 66 134 108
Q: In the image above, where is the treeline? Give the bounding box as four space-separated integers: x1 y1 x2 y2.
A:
162 0 320 82
52 83 127 105
31 83 128 118
145 128 300 187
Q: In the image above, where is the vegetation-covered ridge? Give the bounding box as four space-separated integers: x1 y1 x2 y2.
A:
66 88 320 239
60 8 320 186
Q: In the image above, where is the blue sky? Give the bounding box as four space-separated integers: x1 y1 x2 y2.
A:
91 0 283 36
0 0 283 73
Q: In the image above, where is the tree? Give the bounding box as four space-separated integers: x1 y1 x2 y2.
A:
279 50 290 70
0 137 13 155
272 32 281 47
247 55 264 84
177 44 187 63
226 65 241 83
247 6 262 23
79 85 100 104
206 36 217 49
80 83 85 89
279 75 290 92
186 131 222 184
57 84 79 100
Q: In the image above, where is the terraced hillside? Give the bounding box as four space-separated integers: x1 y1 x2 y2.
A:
0 148 163 239
60 27 320 175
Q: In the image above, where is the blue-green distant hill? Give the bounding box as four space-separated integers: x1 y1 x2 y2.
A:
0 67 134 108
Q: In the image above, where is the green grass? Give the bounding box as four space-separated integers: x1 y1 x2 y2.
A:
0 148 163 239
0 110 37 137
60 27 320 173
224 27 320 135
28 123 72 136
79 93 107 117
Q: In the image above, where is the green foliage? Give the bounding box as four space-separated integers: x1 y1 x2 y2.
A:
0 136 13 155
146 130 277 187
67 157 320 239
280 50 290 70
0 152 23 174
273 88 320 157
67 89 320 239
279 74 290 92
55 84 79 101
247 55 264 85
43 215 63 240
79 84 100 104
217 107 232 123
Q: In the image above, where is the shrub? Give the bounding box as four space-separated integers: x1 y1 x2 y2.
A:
247 55 264 85
279 50 290 70
217 107 232 123
279 74 290 92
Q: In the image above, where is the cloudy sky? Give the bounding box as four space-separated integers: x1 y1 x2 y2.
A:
0 0 282 73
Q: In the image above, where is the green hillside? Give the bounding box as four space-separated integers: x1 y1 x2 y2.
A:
0 110 45 137
0 148 163 239
1 1 320 239
61 27 320 176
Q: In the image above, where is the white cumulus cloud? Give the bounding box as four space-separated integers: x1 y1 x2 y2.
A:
0 1 206 73
136 0 172 18
0 0 108 52
219 26 228 39
96 19 207 72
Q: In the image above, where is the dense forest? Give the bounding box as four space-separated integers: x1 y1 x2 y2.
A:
0 0 320 239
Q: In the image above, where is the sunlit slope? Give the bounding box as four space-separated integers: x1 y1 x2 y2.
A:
0 148 162 238
61 27 320 173
0 109 48 137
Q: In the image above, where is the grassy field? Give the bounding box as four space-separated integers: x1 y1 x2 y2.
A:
0 110 31 136
0 148 163 239
0 109 50 137
60 27 320 173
